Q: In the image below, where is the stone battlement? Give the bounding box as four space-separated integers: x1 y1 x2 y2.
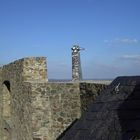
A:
2 57 48 82
0 57 106 140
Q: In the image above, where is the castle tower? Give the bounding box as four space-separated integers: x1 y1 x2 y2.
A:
71 45 84 81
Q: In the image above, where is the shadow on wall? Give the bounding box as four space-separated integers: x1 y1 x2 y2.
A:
79 83 107 113
56 119 78 140
2 80 11 140
118 83 140 140
3 81 11 92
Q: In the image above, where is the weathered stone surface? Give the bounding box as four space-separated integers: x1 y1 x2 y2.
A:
0 57 48 140
71 45 83 81
23 57 48 82
0 57 105 140
30 82 81 140
80 82 107 112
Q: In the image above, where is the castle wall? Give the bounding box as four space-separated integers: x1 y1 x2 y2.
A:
0 57 107 140
0 57 47 140
30 82 81 140
80 83 107 112
30 81 106 140
22 57 47 82
10 82 33 140
0 60 25 140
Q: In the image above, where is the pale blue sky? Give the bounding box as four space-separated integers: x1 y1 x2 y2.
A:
0 0 140 79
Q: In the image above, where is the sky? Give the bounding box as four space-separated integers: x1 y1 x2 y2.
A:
0 0 140 79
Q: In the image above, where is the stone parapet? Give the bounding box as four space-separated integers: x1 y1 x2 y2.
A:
23 57 47 82
29 82 81 140
0 57 107 140
2 57 48 83
0 57 48 140
80 82 108 112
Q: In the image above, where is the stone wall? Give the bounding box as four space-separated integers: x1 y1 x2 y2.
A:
10 82 33 140
22 57 47 82
2 57 47 84
30 82 81 140
0 57 47 140
27 81 106 140
0 57 107 140
80 82 107 112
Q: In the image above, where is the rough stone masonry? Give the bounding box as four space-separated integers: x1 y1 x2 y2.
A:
71 45 84 81
0 57 106 140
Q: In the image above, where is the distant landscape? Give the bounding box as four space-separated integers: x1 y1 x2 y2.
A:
49 79 113 85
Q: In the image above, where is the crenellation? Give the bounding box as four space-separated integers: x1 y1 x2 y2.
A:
23 57 48 82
